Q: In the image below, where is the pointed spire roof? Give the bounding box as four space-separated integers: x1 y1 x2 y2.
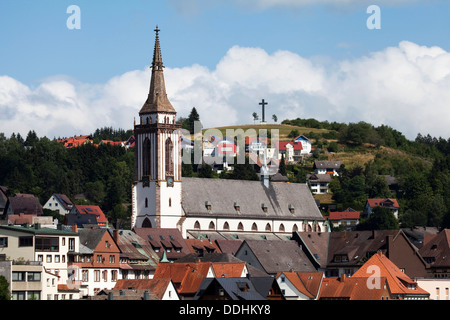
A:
140 25 176 115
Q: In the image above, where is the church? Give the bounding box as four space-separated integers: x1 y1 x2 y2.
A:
130 27 327 238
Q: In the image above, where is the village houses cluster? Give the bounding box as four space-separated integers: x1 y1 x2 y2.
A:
1 27 449 301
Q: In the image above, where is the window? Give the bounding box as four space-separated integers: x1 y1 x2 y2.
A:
35 237 58 251
46 255 52 263
208 221 215 230
0 237 8 247
97 255 103 263
55 255 60 263
111 270 118 282
143 137 151 176
94 270 100 282
279 224 285 232
251 223 258 231
194 221 201 230
19 236 33 247
169 198 172 207
238 222 244 231
145 198 148 208
82 270 89 282
109 255 115 263
68 238 75 252
165 138 174 174
265 223 271 232
27 272 41 282
102 270 108 282
12 272 26 281
223 222 230 230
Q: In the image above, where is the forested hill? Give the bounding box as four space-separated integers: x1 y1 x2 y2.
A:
0 118 449 229
280 118 450 229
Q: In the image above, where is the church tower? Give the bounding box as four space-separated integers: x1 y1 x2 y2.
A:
131 26 183 229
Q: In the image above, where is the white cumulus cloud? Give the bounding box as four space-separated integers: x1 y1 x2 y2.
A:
1 41 449 140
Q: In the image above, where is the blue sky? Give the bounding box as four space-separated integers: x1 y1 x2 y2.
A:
1 1 450 139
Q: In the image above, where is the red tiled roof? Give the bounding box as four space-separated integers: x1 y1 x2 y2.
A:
319 275 389 300
153 262 211 294
328 211 360 221
367 198 399 208
74 205 108 225
276 141 303 151
278 271 323 299
113 278 172 300
211 262 246 278
352 252 429 297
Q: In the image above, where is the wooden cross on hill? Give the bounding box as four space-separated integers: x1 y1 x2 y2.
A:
259 99 268 123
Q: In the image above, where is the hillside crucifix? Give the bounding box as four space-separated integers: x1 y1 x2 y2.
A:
259 99 268 124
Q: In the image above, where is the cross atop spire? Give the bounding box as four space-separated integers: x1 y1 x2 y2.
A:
139 25 176 115
152 25 164 70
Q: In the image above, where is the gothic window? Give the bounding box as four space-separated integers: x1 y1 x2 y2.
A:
142 218 152 228
208 221 215 230
143 138 151 177
251 223 258 231
194 221 200 230
165 138 174 174
237 222 244 231
279 224 285 232
265 223 271 232
223 222 230 230
292 224 298 232
145 198 148 208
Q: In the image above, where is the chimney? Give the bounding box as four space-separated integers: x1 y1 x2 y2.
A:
34 223 41 230
72 224 78 233
113 229 119 243
340 273 346 282
108 292 114 300
143 291 150 300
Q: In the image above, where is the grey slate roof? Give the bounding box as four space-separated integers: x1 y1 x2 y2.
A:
238 240 316 274
78 228 107 250
181 177 324 221
194 277 269 300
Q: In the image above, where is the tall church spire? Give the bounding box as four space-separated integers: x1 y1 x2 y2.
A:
140 25 175 115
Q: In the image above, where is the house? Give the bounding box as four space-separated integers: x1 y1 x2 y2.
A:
416 278 450 300
194 276 284 300
291 135 312 154
315 230 428 278
364 198 400 219
0 224 80 300
328 209 360 230
292 231 330 272
111 229 159 280
276 271 323 300
318 274 392 300
5 194 43 216
113 278 179 300
43 194 74 216
306 173 332 194
69 205 108 227
351 252 430 300
133 228 189 262
234 240 317 276
152 261 211 299
276 141 303 162
419 228 450 278
313 160 342 176
70 227 121 297
57 135 93 148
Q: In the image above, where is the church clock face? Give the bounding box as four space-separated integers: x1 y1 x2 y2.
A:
167 176 174 187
